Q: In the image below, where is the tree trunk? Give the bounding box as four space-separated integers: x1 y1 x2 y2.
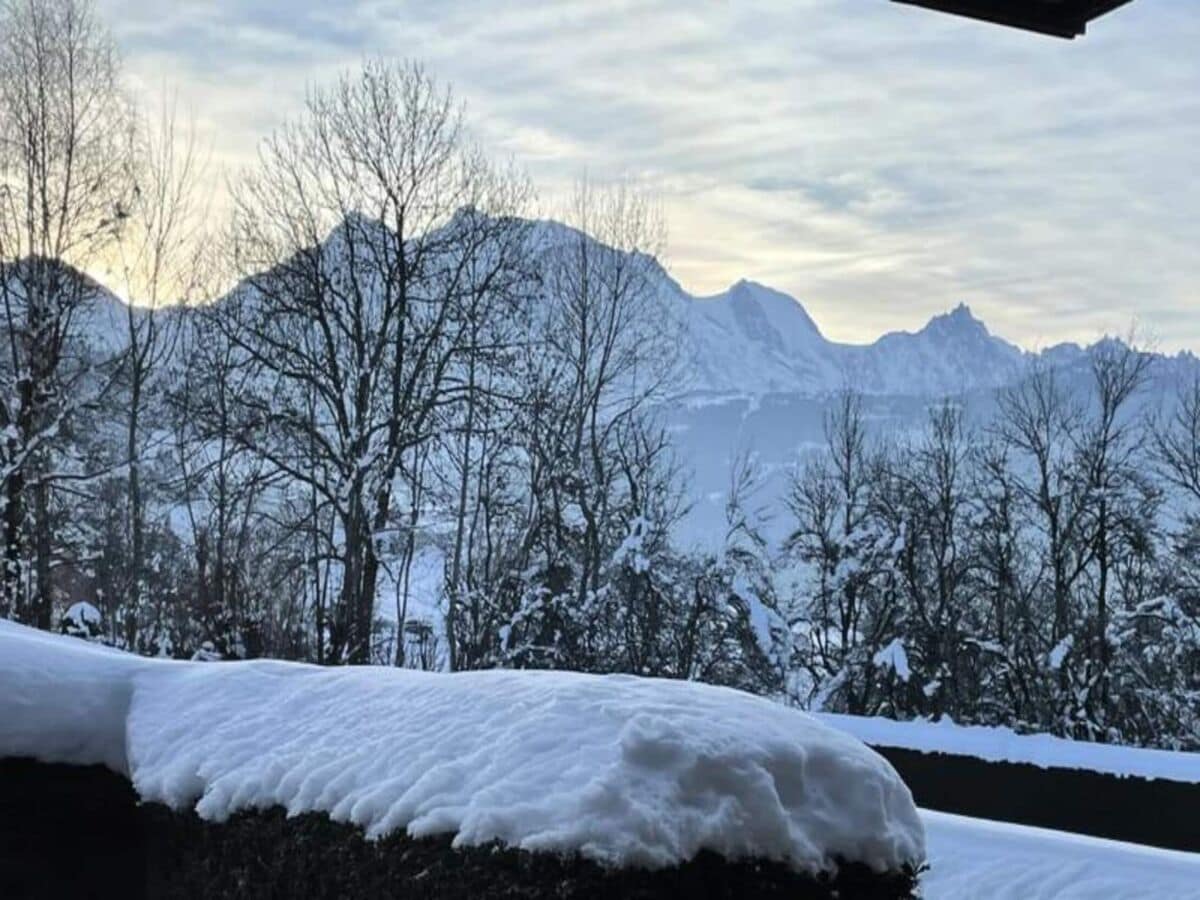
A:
127 373 144 650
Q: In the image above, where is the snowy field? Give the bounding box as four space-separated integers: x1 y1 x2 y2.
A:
921 811 1200 899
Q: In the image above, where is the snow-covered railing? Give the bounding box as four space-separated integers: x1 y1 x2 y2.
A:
816 713 1200 784
818 711 1200 853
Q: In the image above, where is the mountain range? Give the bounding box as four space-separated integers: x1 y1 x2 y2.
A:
63 214 1199 404
524 219 1198 401
17 213 1199 548
669 279 1030 398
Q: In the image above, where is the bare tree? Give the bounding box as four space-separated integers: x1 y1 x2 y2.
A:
167 302 288 658
885 402 974 717
1142 376 1200 744
1153 376 1200 505
997 362 1090 647
526 181 673 599
969 436 1041 722
490 180 682 669
223 60 530 663
1076 338 1154 688
106 97 208 647
0 0 132 625
432 164 532 670
785 389 895 714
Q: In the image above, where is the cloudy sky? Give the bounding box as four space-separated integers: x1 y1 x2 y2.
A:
98 0 1199 351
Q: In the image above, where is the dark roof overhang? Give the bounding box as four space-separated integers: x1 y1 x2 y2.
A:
891 0 1135 38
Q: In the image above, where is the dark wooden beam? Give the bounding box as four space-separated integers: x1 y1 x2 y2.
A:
893 0 1135 38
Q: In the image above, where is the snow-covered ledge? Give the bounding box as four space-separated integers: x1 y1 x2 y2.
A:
0 619 925 879
816 713 1200 785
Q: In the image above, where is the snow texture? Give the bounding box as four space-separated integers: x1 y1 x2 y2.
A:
921 811 1200 900
0 619 924 874
819 712 1200 784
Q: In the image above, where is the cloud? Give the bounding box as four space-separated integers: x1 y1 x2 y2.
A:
97 0 1200 351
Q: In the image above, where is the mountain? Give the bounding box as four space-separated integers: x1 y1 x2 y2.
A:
516 218 1035 400
669 281 1030 399
0 258 138 358
43 213 1197 407
208 212 1194 404
33 214 1199 550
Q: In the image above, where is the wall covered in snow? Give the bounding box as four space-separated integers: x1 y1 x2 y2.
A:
0 620 924 877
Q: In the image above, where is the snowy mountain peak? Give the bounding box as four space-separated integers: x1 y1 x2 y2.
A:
920 302 989 339
68 210 1198 402
719 279 823 338
729 277 785 298
679 277 1028 398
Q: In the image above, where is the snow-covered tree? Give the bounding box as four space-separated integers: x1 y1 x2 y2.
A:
0 0 132 626
217 61 531 663
784 390 899 714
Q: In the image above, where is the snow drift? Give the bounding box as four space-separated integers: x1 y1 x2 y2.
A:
0 619 924 875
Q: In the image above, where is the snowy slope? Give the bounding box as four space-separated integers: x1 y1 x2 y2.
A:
922 811 1200 900
679 279 843 395
838 304 1026 397
0 260 136 358
0 620 925 875
818 713 1200 784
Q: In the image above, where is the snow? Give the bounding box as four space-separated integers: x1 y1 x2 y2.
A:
1048 635 1073 670
7 619 1200 895
0 620 143 772
0 619 924 875
872 638 911 682
922 811 1200 900
818 712 1200 784
63 601 101 627
374 544 446 639
732 573 777 659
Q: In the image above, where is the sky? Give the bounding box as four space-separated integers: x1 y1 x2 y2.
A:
97 0 1199 352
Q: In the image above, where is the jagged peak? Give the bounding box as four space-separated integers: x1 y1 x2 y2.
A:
921 301 989 338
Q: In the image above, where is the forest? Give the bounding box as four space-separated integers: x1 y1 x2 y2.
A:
1 0 1197 754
